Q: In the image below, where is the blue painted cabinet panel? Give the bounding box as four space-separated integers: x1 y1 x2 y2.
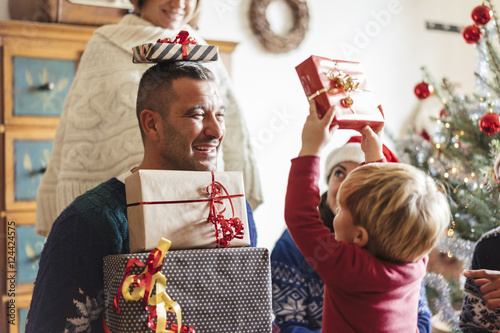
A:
14 139 53 201
17 225 46 285
13 56 75 117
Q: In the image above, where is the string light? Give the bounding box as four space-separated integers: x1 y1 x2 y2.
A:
444 172 450 178
445 123 451 128
436 144 441 149
454 143 459 148
464 178 469 183
429 157 435 163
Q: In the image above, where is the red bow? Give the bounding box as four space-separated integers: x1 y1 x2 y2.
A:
206 172 245 248
157 30 198 59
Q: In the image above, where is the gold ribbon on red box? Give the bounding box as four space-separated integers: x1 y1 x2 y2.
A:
296 55 385 131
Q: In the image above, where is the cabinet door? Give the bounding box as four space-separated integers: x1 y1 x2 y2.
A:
4 128 56 211
3 36 87 126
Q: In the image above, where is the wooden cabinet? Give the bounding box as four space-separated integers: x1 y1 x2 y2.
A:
0 20 95 333
0 20 238 332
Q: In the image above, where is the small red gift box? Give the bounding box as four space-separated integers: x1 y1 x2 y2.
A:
295 55 384 130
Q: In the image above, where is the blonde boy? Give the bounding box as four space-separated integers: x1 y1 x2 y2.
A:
285 102 450 332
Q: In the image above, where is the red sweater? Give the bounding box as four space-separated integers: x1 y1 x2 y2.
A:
285 156 426 333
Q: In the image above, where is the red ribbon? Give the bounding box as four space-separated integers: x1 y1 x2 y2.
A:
157 30 198 59
206 172 244 248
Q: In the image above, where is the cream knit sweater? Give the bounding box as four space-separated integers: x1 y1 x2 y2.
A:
35 14 262 236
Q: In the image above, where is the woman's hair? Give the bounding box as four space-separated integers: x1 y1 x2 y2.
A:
338 162 450 263
130 0 202 28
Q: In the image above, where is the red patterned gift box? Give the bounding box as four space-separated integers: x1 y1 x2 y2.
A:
296 55 384 131
103 242 273 333
126 170 250 253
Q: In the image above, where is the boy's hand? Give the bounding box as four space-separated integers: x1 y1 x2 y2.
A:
360 125 384 162
299 101 337 157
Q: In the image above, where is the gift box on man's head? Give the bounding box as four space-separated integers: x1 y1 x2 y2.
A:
126 170 250 253
103 246 273 333
296 55 385 131
132 30 219 63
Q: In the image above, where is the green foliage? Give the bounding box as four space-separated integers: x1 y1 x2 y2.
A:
397 0 500 242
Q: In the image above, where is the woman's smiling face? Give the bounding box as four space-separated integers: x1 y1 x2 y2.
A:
140 0 197 29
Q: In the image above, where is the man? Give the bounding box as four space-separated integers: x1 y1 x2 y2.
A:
26 61 257 332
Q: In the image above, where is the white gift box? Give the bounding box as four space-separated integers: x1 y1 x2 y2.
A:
125 170 250 253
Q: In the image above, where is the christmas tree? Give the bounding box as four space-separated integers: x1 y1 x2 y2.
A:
397 1 500 329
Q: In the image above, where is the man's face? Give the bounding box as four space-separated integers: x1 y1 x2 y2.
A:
159 77 225 171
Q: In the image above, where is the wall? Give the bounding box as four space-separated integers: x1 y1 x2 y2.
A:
0 0 484 250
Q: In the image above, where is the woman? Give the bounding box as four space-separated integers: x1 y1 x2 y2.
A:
35 0 262 236
271 136 433 333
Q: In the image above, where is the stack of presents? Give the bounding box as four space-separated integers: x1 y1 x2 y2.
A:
104 169 272 333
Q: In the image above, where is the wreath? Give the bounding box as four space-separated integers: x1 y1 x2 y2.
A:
249 0 310 54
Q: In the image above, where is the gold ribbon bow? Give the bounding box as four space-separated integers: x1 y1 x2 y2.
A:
308 61 360 108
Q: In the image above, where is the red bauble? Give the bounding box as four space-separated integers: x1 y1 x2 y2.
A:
462 25 482 44
479 112 500 135
414 82 434 99
439 108 449 118
472 5 493 25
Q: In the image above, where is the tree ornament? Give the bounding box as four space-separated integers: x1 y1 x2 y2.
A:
462 25 482 44
439 108 449 119
414 82 434 99
471 5 493 25
479 111 500 135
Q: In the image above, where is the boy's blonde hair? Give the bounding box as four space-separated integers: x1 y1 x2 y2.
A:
338 163 450 263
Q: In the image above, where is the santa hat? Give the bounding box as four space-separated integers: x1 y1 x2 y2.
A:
324 136 399 182
494 154 500 179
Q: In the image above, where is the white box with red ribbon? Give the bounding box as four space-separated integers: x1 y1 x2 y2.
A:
125 170 250 253
132 30 219 63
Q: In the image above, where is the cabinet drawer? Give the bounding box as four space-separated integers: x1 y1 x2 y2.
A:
2 36 88 126
4 128 56 211
12 56 75 118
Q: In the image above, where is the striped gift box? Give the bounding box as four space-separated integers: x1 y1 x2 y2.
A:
133 42 219 63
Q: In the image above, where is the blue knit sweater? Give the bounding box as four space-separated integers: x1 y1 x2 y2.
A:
26 178 257 332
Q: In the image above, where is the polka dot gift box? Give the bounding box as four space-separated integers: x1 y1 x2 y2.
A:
103 245 273 332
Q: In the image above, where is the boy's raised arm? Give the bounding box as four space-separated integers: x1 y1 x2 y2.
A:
299 101 337 157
